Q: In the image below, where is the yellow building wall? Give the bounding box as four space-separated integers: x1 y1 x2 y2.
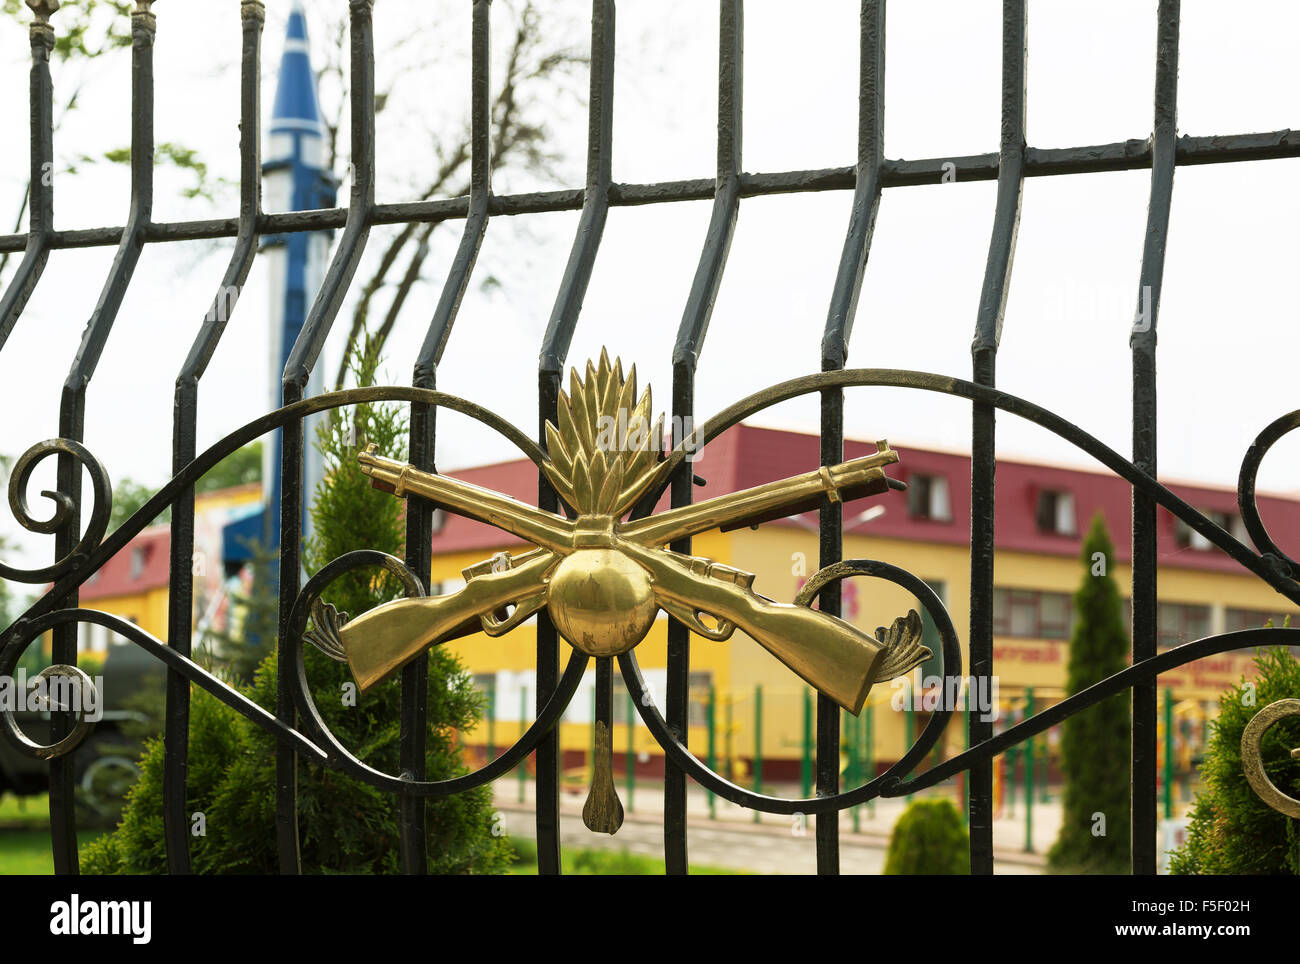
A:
442 521 1292 772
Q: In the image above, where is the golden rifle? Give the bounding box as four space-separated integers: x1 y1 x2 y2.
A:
334 439 903 714
305 352 934 836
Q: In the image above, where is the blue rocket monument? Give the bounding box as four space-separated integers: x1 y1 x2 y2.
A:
224 0 333 576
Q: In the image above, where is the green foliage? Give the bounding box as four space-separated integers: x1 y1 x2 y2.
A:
1048 514 1132 873
305 336 408 611
3 1 133 62
81 336 510 874
883 798 970 874
196 441 262 494
108 477 168 530
94 142 224 201
1169 647 1300 875
80 644 509 874
196 538 277 685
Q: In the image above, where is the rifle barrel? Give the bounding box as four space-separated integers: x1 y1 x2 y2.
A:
620 441 900 547
358 447 573 553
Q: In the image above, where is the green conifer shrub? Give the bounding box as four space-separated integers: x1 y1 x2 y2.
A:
81 337 510 873
1047 513 1131 873
1169 646 1300 875
883 798 970 874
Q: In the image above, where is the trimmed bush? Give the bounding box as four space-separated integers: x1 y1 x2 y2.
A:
1169 646 1300 875
883 798 970 874
1048 514 1131 873
80 337 511 874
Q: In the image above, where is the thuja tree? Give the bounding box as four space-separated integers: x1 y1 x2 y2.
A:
82 338 510 874
1169 646 1300 875
1048 514 1131 873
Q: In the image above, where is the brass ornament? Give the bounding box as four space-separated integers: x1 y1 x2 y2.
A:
306 350 932 833
1241 698 1300 819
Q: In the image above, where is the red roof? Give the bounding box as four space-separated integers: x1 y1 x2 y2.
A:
80 525 171 600
429 424 1300 574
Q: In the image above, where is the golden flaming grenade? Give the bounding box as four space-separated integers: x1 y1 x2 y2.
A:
305 350 932 832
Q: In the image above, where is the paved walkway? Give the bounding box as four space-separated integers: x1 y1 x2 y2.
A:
493 778 1062 874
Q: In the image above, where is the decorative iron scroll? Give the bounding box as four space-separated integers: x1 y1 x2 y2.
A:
3 367 1300 840
1241 699 1300 819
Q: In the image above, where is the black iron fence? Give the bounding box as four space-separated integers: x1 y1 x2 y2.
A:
3 0 1300 876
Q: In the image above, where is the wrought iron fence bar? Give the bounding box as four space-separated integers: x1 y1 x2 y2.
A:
47 3 157 876
0 13 55 350
534 369 564 877
815 390 843 874
275 0 377 876
394 0 494 879
533 0 616 875
821 0 884 372
1131 0 1179 877
6 129 1300 256
968 0 1026 877
162 0 265 876
812 0 885 876
660 0 744 875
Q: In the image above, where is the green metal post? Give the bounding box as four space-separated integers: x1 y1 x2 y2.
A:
518 686 527 804
846 709 860 833
800 688 812 798
961 698 970 827
753 684 763 823
1170 691 1180 821
1024 688 1035 853
625 689 635 814
707 685 717 819
487 682 496 763
1006 740 1018 815
865 699 875 817
905 690 915 802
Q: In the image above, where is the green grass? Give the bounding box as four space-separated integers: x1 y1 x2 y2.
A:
505 836 743 875
3 793 742 875
0 793 107 875
0 792 53 830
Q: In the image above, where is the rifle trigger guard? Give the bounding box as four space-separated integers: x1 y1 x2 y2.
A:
480 591 548 636
658 598 735 642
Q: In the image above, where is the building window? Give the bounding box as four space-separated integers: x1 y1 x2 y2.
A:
610 670 712 726
1225 607 1296 633
907 473 951 521
1157 602 1212 648
1174 510 1247 550
430 508 447 534
1035 490 1076 536
992 588 1073 639
129 546 147 580
471 673 498 711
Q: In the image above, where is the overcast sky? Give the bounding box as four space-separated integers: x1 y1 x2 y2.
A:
3 0 1300 574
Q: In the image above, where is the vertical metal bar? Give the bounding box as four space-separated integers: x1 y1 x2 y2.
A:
50 1 157 875
706 684 717 818
163 0 264 875
536 0 616 876
397 0 493 878
518 685 528 803
815 391 843 869
815 0 885 877
821 0 885 373
968 0 1026 877
0 6 56 349
1131 0 1178 877
277 0 377 876
1024 686 1034 851
625 686 635 812
662 0 743 875
594 654 612 811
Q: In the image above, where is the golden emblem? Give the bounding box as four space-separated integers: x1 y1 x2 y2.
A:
307 350 931 830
